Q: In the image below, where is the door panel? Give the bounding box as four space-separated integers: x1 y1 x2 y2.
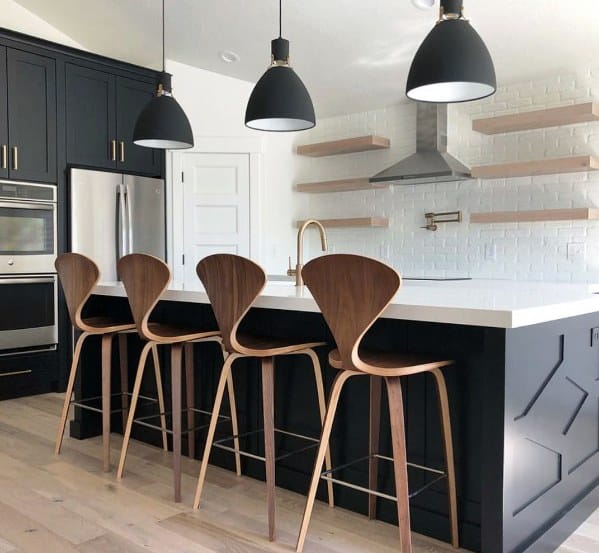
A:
7 49 56 182
182 153 250 284
116 77 160 175
65 63 116 169
0 47 8 180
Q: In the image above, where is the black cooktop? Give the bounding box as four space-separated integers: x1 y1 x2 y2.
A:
402 277 472 281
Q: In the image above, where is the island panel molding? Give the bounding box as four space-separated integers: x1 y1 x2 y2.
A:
296 177 389 193
296 217 389 228
472 102 599 134
470 208 599 224
470 155 599 179
296 135 390 157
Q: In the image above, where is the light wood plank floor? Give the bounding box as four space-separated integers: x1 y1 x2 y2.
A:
0 393 595 553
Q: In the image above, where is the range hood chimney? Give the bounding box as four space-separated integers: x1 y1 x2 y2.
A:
370 103 471 186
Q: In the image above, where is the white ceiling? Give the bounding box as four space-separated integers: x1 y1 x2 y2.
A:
14 0 599 117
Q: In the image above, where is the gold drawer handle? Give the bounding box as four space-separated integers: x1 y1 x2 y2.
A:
0 369 32 378
119 140 125 163
1 145 6 169
111 140 116 161
11 146 18 170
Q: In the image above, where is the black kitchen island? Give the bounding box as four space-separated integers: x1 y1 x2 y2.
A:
70 280 599 553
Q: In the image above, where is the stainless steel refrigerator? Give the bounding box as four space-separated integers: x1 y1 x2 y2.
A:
69 168 166 281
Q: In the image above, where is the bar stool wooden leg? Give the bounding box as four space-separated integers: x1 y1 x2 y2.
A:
117 341 153 479
101 333 113 472
151 344 168 452
385 376 412 553
431 368 459 548
194 353 239 509
369 375 382 520
55 331 90 455
304 348 334 507
224 349 242 476
184 343 195 459
262 356 276 541
296 370 357 553
118 333 129 434
171 343 183 503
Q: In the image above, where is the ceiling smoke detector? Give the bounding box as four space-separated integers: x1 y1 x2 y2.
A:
220 50 240 63
411 0 435 9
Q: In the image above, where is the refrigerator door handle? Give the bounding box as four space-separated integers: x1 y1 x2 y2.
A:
125 184 133 255
116 184 127 262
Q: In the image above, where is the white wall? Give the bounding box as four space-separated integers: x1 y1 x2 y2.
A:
166 60 301 275
295 67 599 282
0 0 83 48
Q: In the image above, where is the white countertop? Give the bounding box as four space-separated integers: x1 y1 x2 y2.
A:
93 279 599 329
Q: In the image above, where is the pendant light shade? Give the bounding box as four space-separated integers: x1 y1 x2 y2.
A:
406 0 496 103
245 3 315 132
133 0 193 149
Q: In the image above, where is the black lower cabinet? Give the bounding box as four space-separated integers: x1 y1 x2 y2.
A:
0 350 59 400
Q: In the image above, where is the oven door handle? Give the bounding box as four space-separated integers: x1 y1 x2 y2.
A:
0 277 55 285
0 201 54 210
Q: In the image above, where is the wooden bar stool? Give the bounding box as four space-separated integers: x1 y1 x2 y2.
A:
296 254 458 553
192 253 334 542
116 253 241 503
55 252 168 472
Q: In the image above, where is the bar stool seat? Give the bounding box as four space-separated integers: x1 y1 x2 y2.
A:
145 322 220 342
237 333 326 355
81 316 135 333
328 348 454 374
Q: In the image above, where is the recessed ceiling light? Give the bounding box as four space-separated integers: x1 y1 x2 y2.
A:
412 0 435 9
220 50 240 63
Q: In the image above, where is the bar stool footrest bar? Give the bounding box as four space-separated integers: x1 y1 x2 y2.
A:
212 427 320 463
320 454 447 500
132 408 232 435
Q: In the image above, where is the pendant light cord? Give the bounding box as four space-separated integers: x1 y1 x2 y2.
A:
162 0 165 72
279 0 282 37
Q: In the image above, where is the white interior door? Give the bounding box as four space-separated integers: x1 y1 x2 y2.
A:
182 152 250 283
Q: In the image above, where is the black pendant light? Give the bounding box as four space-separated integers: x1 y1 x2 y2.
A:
406 0 496 103
133 0 193 149
245 0 315 132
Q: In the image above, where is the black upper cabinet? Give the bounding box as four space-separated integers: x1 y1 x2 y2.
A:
0 47 8 180
0 49 57 183
66 64 160 175
116 77 160 174
65 64 116 170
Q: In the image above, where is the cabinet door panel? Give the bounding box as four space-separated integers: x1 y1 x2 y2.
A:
66 63 116 169
0 47 8 179
7 49 56 182
116 77 161 175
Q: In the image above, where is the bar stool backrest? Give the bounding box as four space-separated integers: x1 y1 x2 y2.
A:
302 254 401 373
55 252 100 331
117 253 171 339
196 254 266 353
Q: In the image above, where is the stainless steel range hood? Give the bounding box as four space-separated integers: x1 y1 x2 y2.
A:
370 103 471 186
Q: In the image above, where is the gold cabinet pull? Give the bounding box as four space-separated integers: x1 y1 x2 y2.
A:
11 146 18 170
0 369 32 378
119 141 125 163
111 140 117 161
1 145 6 169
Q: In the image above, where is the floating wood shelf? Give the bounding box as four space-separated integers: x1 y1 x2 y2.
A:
471 208 599 224
472 102 599 135
470 155 599 179
296 135 390 157
296 217 389 229
296 177 388 193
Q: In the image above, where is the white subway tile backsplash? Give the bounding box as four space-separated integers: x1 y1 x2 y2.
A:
295 69 599 281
